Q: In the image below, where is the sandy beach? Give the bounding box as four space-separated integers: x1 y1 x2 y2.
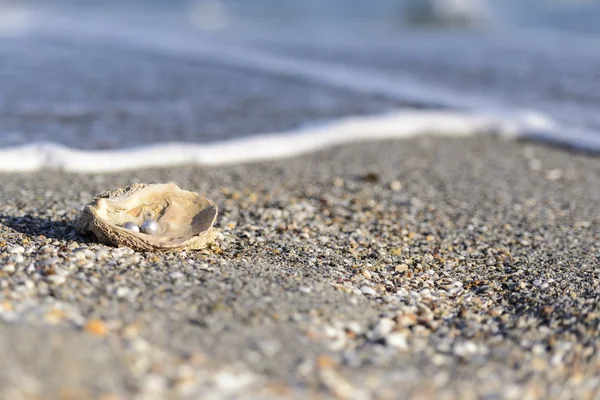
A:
0 135 598 399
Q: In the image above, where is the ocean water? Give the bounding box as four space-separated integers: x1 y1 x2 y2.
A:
1 0 600 171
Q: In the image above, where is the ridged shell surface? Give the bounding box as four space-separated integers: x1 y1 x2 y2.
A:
75 183 219 251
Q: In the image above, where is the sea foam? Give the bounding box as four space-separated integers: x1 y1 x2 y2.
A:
0 109 577 173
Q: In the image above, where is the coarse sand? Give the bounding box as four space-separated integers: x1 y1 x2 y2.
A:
0 136 599 399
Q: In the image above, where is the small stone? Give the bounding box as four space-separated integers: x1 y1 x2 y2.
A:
143 374 168 392
8 245 24 254
116 287 131 298
316 354 336 369
0 300 13 312
84 319 108 336
390 180 403 191
360 286 377 296
45 307 66 323
10 254 24 264
386 332 408 349
96 249 109 259
345 322 362 335
299 286 312 294
372 318 395 338
40 257 60 267
2 263 16 273
396 313 417 327
23 279 35 291
454 341 478 357
545 169 563 180
529 159 542 171
169 271 185 280
395 264 408 272
47 274 66 285
362 172 380 182
79 261 95 269
332 177 344 187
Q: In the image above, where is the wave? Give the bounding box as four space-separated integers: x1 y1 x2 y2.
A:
0 5 599 172
1 108 589 173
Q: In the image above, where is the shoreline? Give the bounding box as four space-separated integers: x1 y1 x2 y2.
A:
2 107 598 174
0 135 599 398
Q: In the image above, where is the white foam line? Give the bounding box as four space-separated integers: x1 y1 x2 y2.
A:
0 109 577 173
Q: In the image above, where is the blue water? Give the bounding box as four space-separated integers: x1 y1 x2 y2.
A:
1 0 600 151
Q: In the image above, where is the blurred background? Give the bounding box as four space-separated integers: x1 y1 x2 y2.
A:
1 0 600 151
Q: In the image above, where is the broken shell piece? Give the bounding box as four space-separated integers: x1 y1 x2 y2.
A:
75 183 219 251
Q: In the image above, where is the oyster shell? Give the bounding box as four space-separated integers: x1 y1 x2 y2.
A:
75 183 219 251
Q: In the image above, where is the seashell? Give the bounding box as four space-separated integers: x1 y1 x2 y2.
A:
75 183 219 251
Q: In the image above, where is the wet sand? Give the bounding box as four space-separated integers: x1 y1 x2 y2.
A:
0 135 599 399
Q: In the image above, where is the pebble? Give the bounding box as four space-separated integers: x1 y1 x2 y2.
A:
2 263 16 273
84 319 108 336
142 375 167 392
370 318 395 339
23 279 35 291
386 333 408 350
8 245 25 254
453 341 479 357
39 257 60 267
47 275 66 286
96 249 109 259
10 254 24 264
360 286 377 296
390 180 403 191
345 322 362 335
546 169 563 180
116 287 132 298
529 159 542 171
169 271 185 280
317 236 329 244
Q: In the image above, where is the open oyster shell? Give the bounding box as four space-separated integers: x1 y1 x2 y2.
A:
75 183 219 251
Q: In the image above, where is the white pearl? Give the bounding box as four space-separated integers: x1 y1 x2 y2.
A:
123 221 140 232
141 219 159 235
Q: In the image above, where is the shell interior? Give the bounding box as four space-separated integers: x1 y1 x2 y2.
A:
77 183 218 250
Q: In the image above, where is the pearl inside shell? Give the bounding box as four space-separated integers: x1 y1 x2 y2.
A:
122 221 140 232
141 219 159 235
